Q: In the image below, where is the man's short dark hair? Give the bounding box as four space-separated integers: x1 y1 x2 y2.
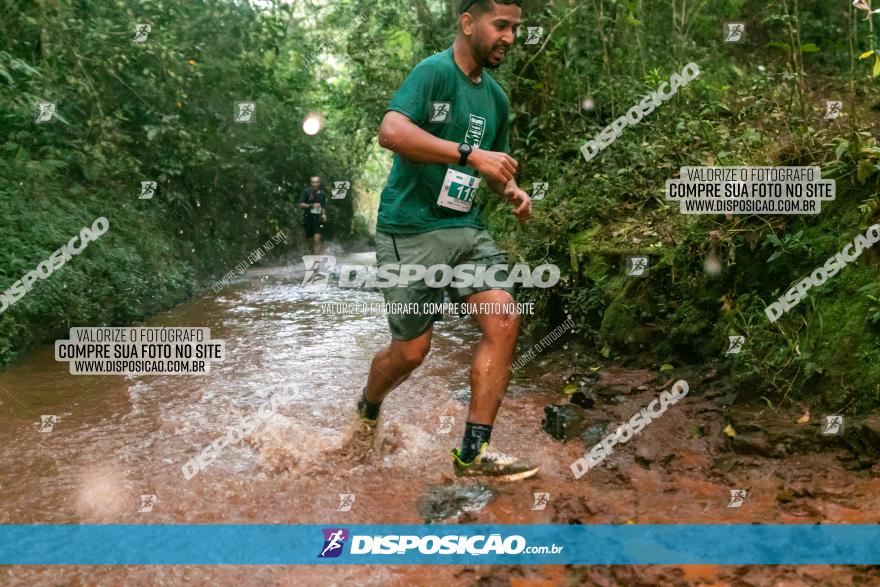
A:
462 0 492 16
459 0 523 16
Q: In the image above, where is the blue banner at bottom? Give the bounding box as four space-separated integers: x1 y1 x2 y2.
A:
1 524 879 565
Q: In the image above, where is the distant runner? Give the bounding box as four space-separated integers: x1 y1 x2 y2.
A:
356 0 539 481
298 175 327 255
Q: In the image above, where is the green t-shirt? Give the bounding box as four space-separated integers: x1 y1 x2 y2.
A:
377 46 511 235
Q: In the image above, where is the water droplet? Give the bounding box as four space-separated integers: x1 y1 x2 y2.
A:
704 253 722 276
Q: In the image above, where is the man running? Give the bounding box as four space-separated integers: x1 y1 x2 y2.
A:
297 175 327 255
356 0 539 481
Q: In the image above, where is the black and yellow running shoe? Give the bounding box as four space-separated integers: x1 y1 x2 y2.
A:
355 396 379 436
451 442 540 481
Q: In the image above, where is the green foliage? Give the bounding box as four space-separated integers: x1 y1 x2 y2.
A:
0 0 358 365
475 0 879 411
2 0 879 413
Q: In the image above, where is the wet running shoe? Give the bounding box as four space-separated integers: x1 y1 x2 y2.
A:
451 442 540 481
355 396 379 436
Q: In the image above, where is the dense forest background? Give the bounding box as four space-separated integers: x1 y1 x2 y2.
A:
1 0 879 412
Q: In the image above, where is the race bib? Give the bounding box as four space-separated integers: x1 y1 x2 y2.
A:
437 168 481 212
310 204 322 215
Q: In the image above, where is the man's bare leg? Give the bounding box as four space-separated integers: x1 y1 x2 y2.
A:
312 233 322 255
363 327 432 406
466 289 520 425
451 288 524 467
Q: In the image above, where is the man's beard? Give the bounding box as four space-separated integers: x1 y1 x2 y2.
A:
475 42 506 69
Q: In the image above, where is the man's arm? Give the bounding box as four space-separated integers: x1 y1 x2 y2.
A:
297 190 312 210
487 178 532 222
487 178 512 196
482 93 531 222
378 111 518 185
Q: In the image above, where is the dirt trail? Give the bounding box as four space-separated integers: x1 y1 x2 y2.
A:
0 248 878 586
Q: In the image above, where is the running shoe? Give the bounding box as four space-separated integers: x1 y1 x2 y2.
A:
355 395 379 436
451 442 540 481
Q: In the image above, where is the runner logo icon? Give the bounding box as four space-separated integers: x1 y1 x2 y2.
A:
301 256 336 291
724 22 745 43
337 493 356 512
35 102 56 123
430 102 451 123
726 336 744 354
139 494 157 513
824 101 842 120
531 492 549 510
727 489 747 508
524 27 544 45
39 415 59 432
139 181 157 200
133 23 151 42
319 528 349 558
822 415 844 435
531 181 548 201
331 181 350 199
627 256 649 277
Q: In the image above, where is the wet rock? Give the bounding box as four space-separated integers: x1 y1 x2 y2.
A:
687 424 706 439
570 390 595 410
724 410 880 464
580 421 609 447
634 441 675 468
761 420 821 450
727 409 823 455
550 494 594 524
731 431 775 457
595 367 656 395
710 454 740 473
714 392 739 408
861 415 880 442
841 416 880 463
542 404 587 441
701 367 720 383
786 484 815 498
418 483 497 524
538 369 577 388
773 443 789 457
776 489 796 504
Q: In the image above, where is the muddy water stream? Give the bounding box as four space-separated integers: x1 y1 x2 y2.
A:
1 248 878 586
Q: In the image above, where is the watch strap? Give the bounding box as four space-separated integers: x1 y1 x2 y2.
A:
458 144 471 167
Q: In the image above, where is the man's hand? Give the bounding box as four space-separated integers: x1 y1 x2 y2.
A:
321 213 327 223
504 183 532 222
469 148 518 185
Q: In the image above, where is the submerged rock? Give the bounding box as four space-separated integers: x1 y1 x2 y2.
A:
570 390 596 409
580 421 609 447
542 404 587 441
731 431 776 457
595 367 657 395
840 416 880 465
418 483 497 524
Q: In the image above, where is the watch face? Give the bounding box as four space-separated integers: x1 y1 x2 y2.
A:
461 144 472 153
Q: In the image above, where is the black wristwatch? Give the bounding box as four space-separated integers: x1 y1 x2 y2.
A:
458 143 473 166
